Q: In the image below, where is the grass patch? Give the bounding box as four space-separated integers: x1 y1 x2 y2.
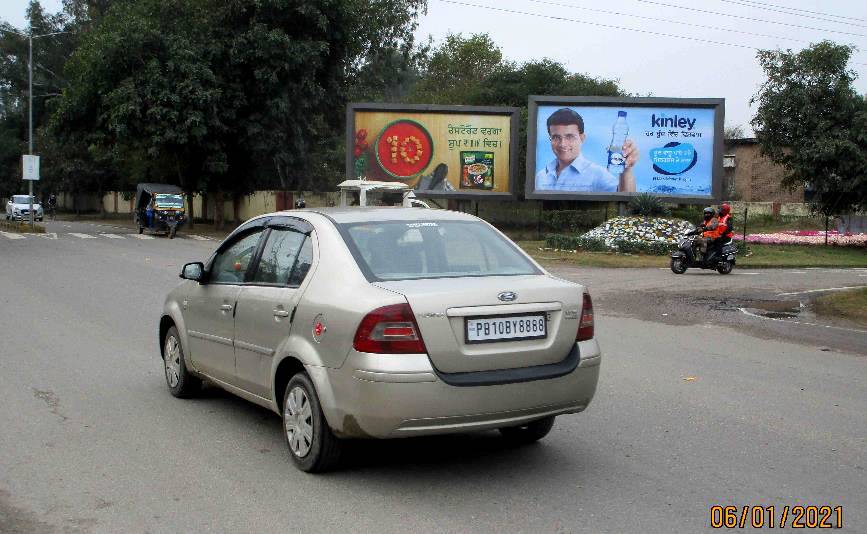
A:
517 241 867 269
814 287 867 326
0 220 45 233
518 241 668 268
739 245 867 268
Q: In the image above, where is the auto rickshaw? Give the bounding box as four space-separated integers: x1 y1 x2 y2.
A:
134 183 186 239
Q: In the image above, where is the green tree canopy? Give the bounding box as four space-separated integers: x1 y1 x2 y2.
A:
751 41 867 214
52 0 427 200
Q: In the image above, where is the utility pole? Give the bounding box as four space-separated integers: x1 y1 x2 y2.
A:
28 31 34 226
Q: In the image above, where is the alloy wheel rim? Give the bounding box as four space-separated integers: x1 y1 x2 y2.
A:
164 335 181 388
284 386 314 458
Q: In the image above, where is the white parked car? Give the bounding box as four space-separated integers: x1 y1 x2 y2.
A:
6 195 44 221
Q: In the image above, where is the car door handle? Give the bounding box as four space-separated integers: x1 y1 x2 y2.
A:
219 304 234 311
273 309 290 318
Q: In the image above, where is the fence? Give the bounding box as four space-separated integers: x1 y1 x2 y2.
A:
52 191 836 235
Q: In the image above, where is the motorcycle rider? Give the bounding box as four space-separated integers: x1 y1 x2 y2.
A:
704 203 734 262
685 207 717 262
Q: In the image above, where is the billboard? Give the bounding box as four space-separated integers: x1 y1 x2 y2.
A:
347 103 520 199
526 96 724 201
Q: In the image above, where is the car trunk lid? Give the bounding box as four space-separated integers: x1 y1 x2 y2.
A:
374 275 584 373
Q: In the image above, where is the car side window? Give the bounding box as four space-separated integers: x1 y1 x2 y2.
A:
210 231 264 284
287 236 313 287
251 229 312 286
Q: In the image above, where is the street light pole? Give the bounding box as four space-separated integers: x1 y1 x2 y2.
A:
28 31 34 226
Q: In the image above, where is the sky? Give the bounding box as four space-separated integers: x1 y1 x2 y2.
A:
2 0 866 135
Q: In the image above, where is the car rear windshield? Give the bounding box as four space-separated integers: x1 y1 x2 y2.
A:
340 220 541 281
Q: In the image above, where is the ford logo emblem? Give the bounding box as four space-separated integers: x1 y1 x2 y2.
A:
497 291 517 302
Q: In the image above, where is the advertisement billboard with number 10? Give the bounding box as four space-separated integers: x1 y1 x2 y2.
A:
347 104 520 199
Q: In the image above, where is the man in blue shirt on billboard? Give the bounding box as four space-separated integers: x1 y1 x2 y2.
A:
535 108 639 192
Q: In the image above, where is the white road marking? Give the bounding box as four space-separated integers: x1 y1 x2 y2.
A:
39 233 58 240
0 231 25 239
99 233 125 239
786 271 808 274
69 233 97 239
733 272 762 275
738 307 867 334
129 234 154 240
777 286 867 297
186 235 212 241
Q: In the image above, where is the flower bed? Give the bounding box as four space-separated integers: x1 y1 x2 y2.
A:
545 216 695 255
735 230 867 247
581 216 694 248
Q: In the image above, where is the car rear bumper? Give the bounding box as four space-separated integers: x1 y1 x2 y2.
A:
308 339 601 439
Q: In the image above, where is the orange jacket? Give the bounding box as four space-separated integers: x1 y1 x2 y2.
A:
702 217 723 238
718 213 733 238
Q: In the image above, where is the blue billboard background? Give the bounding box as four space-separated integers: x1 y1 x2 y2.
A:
534 105 716 195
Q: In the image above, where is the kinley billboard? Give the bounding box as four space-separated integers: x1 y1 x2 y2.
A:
346 103 520 199
526 96 725 202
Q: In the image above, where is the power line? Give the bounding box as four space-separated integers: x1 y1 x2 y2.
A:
725 0 867 24
432 0 867 67
526 0 807 44
715 0 867 28
631 0 866 38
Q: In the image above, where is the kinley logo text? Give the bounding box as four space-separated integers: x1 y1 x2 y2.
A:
651 114 696 130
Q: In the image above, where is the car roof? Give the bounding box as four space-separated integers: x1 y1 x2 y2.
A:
271 207 479 225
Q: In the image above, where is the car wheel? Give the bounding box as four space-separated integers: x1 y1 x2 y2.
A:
163 326 201 398
498 416 556 444
717 260 733 275
670 257 687 274
283 372 342 473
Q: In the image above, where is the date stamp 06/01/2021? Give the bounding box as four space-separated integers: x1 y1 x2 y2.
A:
710 505 843 529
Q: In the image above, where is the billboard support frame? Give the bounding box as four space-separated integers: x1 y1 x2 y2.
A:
346 102 521 200
525 95 725 203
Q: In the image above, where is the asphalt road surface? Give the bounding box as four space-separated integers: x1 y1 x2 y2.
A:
1 220 865 533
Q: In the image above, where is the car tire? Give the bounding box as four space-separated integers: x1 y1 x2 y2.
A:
163 326 201 398
283 372 342 473
498 416 556 444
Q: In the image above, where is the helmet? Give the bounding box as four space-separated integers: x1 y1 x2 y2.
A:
720 202 731 216
703 207 715 219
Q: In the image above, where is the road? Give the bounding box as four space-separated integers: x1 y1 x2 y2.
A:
1 220 865 533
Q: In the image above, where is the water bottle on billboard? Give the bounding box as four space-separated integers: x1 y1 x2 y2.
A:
607 111 628 176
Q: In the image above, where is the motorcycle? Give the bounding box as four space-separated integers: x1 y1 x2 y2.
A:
670 233 737 275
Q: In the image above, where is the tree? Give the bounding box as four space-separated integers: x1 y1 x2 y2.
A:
52 0 427 227
724 124 745 140
751 41 867 214
410 33 504 105
407 35 623 197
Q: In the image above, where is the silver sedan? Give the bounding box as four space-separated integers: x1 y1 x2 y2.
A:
160 208 601 472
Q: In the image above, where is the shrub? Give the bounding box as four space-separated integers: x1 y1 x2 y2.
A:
628 193 671 217
540 210 606 233
669 205 705 222
544 234 609 251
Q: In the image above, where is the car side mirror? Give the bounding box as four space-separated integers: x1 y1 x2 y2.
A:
180 262 205 282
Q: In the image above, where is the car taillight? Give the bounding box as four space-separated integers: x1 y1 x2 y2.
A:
353 303 427 354
576 292 594 341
